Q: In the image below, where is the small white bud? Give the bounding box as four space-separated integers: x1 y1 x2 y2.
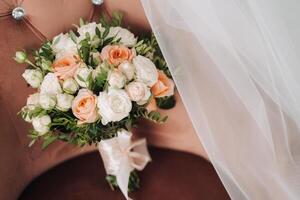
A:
32 115 51 135
63 78 79 94
56 93 74 111
14 51 27 63
22 69 43 88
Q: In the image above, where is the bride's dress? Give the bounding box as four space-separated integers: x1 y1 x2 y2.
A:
142 0 300 199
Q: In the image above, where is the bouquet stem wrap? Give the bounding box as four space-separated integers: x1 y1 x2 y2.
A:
98 130 151 199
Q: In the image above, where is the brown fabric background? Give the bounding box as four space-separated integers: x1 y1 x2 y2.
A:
19 148 230 200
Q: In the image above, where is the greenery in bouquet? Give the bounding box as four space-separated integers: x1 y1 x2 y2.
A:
15 12 175 195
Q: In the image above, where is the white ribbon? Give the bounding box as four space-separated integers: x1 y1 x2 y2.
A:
98 129 151 200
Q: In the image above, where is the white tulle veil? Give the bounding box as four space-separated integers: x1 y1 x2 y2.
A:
141 0 300 199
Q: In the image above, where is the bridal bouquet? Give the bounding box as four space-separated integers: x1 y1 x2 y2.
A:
15 12 175 199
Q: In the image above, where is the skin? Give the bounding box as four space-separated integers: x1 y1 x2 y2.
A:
135 93 209 160
103 0 209 160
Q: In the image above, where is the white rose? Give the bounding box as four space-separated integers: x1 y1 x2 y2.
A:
40 73 63 95
75 67 92 88
26 93 40 109
133 55 158 87
63 78 79 94
22 69 43 88
24 93 40 122
56 93 74 111
108 70 126 89
78 22 104 41
39 94 56 110
118 61 135 81
32 115 51 135
108 27 137 47
125 81 151 105
52 33 77 59
97 89 132 125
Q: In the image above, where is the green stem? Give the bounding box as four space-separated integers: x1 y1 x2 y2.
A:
25 60 39 69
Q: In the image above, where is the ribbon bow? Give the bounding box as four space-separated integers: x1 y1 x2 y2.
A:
98 129 151 199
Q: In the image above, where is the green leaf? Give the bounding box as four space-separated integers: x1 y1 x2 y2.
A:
52 36 60 45
76 74 85 82
156 96 176 109
142 110 168 124
69 30 77 43
31 41 55 72
91 65 108 93
125 119 133 131
79 18 85 26
78 39 91 63
85 32 91 40
25 106 47 119
99 11 123 27
27 129 39 147
99 13 109 27
106 175 118 190
105 170 140 192
42 135 58 150
102 37 115 47
128 170 140 192
111 11 123 27
95 27 101 38
102 27 110 39
86 72 93 89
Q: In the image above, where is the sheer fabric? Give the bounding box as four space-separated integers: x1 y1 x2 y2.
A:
141 0 300 199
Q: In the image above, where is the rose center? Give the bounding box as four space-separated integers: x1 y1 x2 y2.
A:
77 97 94 112
110 96 124 113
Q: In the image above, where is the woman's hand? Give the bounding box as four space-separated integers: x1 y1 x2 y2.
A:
135 92 209 160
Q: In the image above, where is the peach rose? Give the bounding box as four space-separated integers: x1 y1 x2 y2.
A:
52 54 81 80
72 89 99 124
146 96 157 113
151 70 175 98
101 45 135 66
